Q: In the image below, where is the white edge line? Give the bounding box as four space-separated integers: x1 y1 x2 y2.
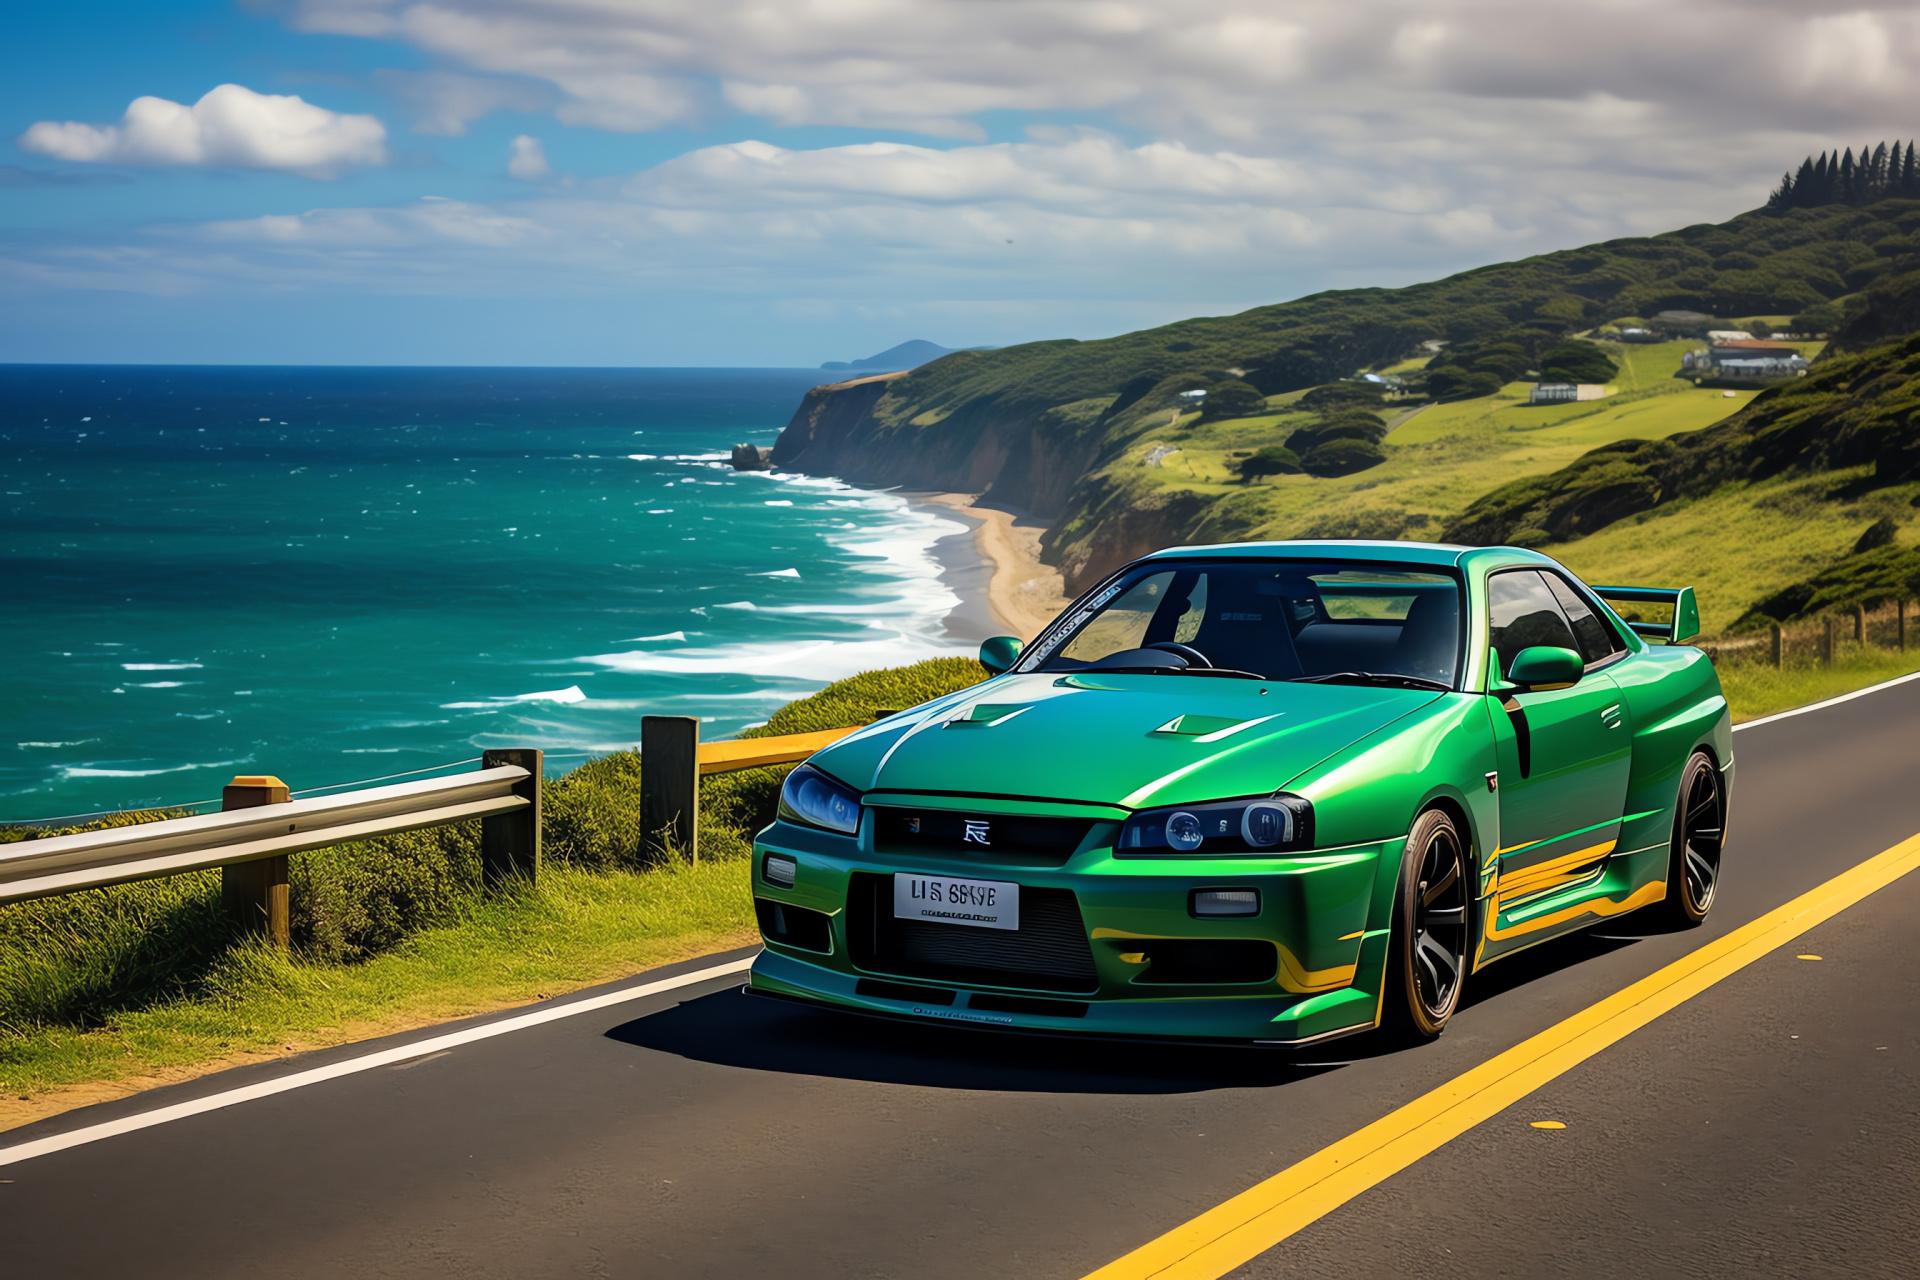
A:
0 954 756 1169
1732 667 1920 733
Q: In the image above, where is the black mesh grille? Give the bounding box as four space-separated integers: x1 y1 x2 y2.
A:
870 808 1093 868
847 872 1099 994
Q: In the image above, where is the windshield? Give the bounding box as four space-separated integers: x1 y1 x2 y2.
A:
1019 559 1464 687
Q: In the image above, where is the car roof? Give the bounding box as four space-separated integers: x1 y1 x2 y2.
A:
1140 540 1558 573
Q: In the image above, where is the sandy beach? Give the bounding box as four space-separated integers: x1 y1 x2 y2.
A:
917 492 1072 641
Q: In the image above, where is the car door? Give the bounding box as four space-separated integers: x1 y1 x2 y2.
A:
1482 569 1632 942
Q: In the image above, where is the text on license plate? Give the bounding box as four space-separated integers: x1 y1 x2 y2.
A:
893 873 1020 931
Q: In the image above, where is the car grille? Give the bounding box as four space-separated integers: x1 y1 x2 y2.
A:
846 872 1099 994
869 807 1095 868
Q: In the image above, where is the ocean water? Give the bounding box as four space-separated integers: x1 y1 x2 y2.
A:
1 366 978 821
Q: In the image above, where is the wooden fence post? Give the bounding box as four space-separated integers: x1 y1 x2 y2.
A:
1822 615 1835 666
481 748 542 887
1853 603 1866 645
1769 622 1783 669
222 775 290 948
641 716 699 863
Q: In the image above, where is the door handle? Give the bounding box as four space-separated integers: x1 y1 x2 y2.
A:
1601 704 1623 729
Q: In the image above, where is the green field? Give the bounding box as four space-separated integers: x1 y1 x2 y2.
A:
1097 340 1766 547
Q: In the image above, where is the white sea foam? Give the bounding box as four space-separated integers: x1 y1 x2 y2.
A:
580 635 958 682
122 662 203 670
133 681 190 688
441 686 588 709
764 500 794 507
60 759 242 780
17 740 97 749
616 631 687 642
715 601 758 610
627 454 659 461
753 568 801 578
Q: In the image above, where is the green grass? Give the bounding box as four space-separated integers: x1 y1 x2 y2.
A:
0 861 756 1102
1717 643 1920 722
0 658 988 1115
1087 341 1757 547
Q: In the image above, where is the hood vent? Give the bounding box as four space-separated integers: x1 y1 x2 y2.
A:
945 703 1031 728
1151 713 1281 742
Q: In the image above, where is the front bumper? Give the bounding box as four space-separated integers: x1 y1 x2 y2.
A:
747 815 1398 1044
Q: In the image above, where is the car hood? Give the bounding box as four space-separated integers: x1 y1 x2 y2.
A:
810 672 1444 810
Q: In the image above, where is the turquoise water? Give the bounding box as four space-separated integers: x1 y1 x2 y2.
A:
1 366 973 820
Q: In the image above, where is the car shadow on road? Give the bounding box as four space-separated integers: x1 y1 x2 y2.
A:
1459 927 1644 1011
607 988 1341 1095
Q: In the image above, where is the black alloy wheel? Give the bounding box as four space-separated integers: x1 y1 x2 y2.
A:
1384 808 1471 1042
1655 751 1726 928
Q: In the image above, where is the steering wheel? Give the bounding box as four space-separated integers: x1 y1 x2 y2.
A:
1142 641 1213 669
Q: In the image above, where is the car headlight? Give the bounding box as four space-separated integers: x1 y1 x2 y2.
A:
778 764 863 835
1117 795 1314 856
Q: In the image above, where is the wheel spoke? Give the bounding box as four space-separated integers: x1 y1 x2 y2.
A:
1685 847 1715 899
1423 905 1466 926
1687 794 1717 826
1422 860 1459 907
1417 932 1459 987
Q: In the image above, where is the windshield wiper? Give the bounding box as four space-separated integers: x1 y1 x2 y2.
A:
1287 671 1452 692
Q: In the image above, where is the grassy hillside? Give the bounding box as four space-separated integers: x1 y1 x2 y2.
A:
775 198 1920 599
1039 340 1767 592
1450 269 1920 628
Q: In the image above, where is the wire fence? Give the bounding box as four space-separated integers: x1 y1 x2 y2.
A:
1701 599 1913 669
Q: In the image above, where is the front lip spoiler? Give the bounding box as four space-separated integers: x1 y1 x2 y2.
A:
742 982 1372 1052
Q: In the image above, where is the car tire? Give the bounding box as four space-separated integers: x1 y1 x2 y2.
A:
1651 750 1726 929
1382 807 1472 1043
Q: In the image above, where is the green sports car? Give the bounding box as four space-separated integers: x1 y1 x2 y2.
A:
747 540 1732 1044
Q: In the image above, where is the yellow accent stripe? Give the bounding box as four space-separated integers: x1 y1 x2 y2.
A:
1081 829 1920 1280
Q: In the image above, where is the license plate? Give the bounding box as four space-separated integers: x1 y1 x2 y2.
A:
893 873 1020 931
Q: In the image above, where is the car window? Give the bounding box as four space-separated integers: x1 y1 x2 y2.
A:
1488 570 1582 676
1023 559 1463 685
1057 571 1176 664
1543 573 1623 664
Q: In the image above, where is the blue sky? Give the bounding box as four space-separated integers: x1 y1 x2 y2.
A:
5 1 1916 366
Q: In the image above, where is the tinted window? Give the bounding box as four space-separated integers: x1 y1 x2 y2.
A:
1022 560 1463 686
1488 571 1581 675
1543 574 1622 664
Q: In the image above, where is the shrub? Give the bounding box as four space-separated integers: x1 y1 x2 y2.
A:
1197 378 1268 421
1537 341 1619 384
1300 438 1388 477
1298 382 1386 412
1237 446 1303 481
1426 367 1503 401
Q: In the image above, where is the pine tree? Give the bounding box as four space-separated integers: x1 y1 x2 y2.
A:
1813 152 1832 204
1794 155 1817 205
1904 142 1919 196
1872 142 1890 197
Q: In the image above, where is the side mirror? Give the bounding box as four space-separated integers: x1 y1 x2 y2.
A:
978 635 1024 675
1506 645 1584 690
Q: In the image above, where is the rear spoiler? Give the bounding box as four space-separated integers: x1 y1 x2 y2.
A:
1591 585 1700 644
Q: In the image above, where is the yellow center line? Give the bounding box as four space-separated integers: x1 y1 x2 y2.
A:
1084 830 1920 1280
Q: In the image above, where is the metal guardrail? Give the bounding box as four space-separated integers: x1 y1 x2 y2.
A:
0 763 537 905
0 722 860 941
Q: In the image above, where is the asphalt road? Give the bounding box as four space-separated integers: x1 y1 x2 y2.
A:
3 680 1918 1278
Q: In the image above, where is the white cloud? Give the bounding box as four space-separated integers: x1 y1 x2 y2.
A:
17 84 387 177
286 0 1920 145
368 69 548 136
507 135 551 181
